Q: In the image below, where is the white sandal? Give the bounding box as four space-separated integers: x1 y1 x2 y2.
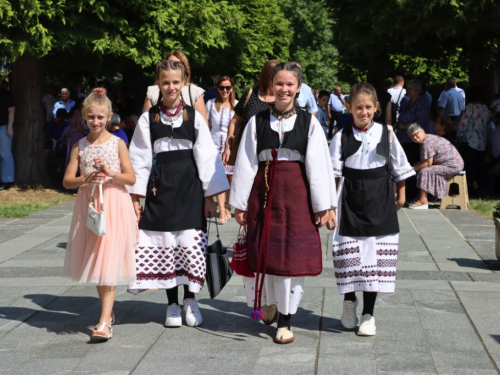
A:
409 203 428 210
91 322 113 341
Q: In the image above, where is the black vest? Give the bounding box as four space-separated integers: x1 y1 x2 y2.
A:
341 123 390 164
148 105 196 144
255 109 311 157
140 105 205 232
339 124 399 237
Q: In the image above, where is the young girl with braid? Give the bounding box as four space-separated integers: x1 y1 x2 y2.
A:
329 82 414 336
230 62 337 344
127 60 228 327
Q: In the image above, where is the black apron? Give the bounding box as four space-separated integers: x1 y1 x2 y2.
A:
339 124 399 237
139 106 205 232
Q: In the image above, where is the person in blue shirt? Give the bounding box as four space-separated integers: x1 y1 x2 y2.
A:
438 79 465 121
315 90 330 137
108 113 129 145
45 108 69 170
290 61 318 116
52 88 75 118
327 86 346 139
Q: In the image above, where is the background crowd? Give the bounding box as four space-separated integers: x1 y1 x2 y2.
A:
1 68 500 204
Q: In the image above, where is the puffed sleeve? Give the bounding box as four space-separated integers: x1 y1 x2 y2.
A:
305 116 336 211
329 129 344 177
390 130 416 182
229 116 259 211
146 85 160 105
127 112 153 196
192 111 229 197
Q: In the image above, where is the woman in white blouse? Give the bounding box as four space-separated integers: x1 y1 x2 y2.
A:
206 76 238 224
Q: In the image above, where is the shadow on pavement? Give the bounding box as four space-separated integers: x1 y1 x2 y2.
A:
447 257 490 269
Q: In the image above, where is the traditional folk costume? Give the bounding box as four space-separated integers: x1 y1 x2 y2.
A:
127 104 229 295
230 108 336 320
330 122 415 295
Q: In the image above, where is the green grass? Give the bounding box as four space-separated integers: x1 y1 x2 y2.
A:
469 198 500 220
0 193 73 218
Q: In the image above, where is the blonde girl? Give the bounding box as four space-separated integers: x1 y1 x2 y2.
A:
63 88 138 341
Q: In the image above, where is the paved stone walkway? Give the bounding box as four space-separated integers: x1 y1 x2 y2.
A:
0 201 499 374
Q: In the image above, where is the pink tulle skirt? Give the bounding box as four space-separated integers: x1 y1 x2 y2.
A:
64 183 138 286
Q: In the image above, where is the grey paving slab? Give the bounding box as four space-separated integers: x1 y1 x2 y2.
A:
454 290 500 371
317 356 377 375
0 201 499 374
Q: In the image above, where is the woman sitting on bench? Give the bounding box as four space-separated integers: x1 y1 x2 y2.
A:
408 123 464 209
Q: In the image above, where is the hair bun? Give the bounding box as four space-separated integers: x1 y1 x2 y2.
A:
92 87 107 95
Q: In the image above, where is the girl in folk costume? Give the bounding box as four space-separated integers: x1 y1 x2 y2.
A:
63 88 138 341
230 62 337 344
329 83 415 336
206 76 238 224
127 60 229 327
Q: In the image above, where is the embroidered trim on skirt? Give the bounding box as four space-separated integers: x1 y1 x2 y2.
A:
128 228 207 294
332 234 399 294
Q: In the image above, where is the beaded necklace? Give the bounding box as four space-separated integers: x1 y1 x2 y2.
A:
270 105 297 145
159 100 183 125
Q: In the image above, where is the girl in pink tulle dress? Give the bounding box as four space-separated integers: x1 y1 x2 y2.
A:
63 88 138 342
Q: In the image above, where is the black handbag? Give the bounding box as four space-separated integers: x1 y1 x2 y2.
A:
205 220 233 299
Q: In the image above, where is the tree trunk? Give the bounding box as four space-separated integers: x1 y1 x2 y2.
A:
11 52 49 187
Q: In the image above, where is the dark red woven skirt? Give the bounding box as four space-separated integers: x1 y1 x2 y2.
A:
246 160 322 277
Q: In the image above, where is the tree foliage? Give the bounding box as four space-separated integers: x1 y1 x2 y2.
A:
0 0 295 185
280 0 339 89
328 0 500 84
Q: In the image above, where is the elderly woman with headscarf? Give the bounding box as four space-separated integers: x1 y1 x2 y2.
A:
407 123 464 209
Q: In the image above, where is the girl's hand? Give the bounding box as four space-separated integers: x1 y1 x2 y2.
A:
204 197 217 219
234 208 247 226
314 210 329 228
83 171 105 184
133 201 142 221
395 195 405 211
326 210 338 230
221 146 230 165
94 157 113 177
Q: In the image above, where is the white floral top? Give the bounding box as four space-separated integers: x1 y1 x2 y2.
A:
79 135 122 184
457 103 490 151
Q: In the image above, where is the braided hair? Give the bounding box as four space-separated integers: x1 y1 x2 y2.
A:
154 60 188 122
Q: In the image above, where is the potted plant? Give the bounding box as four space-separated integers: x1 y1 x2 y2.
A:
493 203 500 262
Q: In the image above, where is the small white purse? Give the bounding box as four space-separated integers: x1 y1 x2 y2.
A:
86 182 106 236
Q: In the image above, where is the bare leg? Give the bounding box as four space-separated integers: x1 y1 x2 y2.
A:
416 189 428 205
225 175 232 217
216 192 227 224
95 285 116 335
